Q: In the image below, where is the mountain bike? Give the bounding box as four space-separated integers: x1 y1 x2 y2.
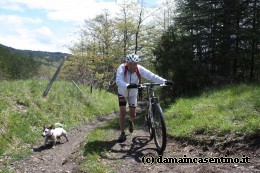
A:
138 83 169 155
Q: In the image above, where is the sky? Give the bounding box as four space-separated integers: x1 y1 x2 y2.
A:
0 0 161 53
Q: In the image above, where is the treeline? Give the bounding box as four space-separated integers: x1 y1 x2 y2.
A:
1 44 68 62
64 0 259 96
154 0 259 95
63 0 169 89
0 45 40 80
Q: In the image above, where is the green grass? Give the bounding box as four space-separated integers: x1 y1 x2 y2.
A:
1 80 259 172
33 81 258 172
79 119 119 173
165 82 260 139
0 80 118 167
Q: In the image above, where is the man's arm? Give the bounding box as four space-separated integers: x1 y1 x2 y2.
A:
138 65 166 84
116 65 129 88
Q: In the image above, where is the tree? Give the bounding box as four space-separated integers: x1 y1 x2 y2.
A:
174 0 259 81
65 0 163 90
64 11 119 89
154 0 259 96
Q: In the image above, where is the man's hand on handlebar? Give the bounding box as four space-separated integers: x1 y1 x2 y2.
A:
127 83 138 89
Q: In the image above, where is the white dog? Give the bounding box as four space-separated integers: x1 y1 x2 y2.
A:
42 123 68 148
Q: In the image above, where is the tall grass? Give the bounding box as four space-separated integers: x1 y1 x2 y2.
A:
165 82 260 139
0 80 118 165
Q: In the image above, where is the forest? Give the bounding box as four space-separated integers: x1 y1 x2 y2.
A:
0 0 259 97
0 44 39 80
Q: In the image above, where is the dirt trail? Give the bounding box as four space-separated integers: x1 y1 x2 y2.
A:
8 110 260 173
9 112 118 173
101 131 259 173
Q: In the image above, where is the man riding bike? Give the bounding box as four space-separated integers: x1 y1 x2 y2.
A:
116 53 173 142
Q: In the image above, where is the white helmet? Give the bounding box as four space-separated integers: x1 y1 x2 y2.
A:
125 54 141 62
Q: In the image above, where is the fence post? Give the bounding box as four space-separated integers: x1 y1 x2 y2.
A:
43 56 67 97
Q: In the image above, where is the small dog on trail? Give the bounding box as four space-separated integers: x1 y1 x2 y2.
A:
42 123 68 148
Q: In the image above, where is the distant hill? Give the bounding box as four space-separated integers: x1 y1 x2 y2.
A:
0 44 70 61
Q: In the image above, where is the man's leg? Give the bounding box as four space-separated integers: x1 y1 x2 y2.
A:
129 107 136 122
129 95 137 122
118 95 127 142
119 106 126 133
128 96 137 133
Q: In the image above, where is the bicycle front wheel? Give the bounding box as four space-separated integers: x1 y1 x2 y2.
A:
152 103 167 154
145 109 154 140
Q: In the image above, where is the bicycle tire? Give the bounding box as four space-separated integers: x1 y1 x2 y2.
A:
152 103 167 154
145 109 154 140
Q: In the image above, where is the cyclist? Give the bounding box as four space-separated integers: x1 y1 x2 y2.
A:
116 53 173 142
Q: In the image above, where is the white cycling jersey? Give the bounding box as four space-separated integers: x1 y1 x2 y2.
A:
116 63 166 98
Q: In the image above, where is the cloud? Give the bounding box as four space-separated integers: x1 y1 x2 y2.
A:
0 14 41 26
49 1 114 22
0 14 42 41
0 0 160 52
0 0 24 11
11 0 119 23
0 14 61 52
0 0 121 52
34 26 56 44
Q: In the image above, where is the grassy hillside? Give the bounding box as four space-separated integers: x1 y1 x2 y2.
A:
0 80 118 165
165 82 260 139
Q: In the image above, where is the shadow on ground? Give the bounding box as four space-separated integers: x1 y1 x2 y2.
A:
82 106 161 164
32 141 65 152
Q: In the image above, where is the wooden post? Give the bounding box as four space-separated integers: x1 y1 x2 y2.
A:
43 56 67 97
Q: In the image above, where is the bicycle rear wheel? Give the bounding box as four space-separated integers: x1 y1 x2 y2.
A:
152 103 167 154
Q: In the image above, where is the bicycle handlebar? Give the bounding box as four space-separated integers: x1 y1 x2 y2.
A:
137 82 168 89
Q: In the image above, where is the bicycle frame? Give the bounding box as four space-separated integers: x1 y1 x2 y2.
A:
145 84 159 129
138 83 167 154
